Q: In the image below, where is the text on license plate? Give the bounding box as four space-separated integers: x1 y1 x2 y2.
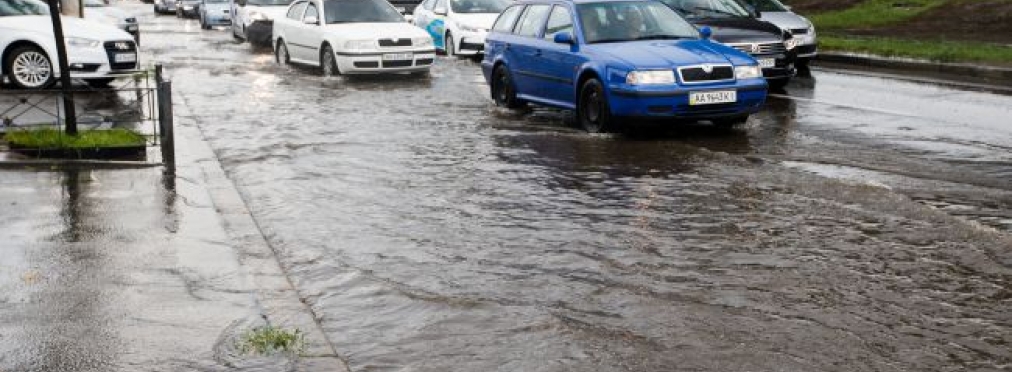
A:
382 53 413 61
689 90 736 105
758 58 775 68
114 53 137 63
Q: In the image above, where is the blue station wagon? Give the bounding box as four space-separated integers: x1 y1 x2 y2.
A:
481 0 768 132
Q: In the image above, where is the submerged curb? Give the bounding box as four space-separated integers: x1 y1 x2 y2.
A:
816 52 1012 87
0 159 161 169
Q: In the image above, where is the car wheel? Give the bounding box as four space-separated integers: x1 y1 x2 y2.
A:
321 45 340 77
86 78 115 88
492 65 524 109
276 40 290 66
5 45 55 89
577 78 613 133
445 32 455 57
713 115 748 129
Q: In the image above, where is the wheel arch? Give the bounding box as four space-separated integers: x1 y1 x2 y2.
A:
574 65 603 102
2 40 52 75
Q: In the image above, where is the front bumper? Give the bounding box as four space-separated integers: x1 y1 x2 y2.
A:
608 80 767 118
455 30 487 55
247 20 273 45
203 11 232 25
64 42 138 80
179 4 199 16
795 43 818 59
335 50 437 74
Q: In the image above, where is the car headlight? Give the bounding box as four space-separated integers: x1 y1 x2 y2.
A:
458 23 480 32
784 37 798 50
344 39 376 50
66 37 101 48
735 65 762 79
249 10 268 21
626 70 675 85
413 37 433 47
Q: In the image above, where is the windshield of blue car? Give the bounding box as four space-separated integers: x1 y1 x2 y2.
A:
740 0 787 12
247 0 293 6
450 0 508 14
0 0 50 16
578 2 699 44
324 0 403 23
656 0 750 19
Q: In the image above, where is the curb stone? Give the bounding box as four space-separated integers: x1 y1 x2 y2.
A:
173 94 351 371
815 52 1012 88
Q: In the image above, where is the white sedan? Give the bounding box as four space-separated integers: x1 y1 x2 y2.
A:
83 0 141 44
272 0 435 75
1 0 139 89
412 0 508 57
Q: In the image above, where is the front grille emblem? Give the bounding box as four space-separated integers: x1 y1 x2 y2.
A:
115 42 131 50
750 44 760 53
700 64 713 73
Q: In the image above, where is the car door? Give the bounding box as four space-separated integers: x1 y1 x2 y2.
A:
294 1 323 63
429 0 449 49
413 0 435 32
279 1 308 59
533 4 579 106
507 4 552 100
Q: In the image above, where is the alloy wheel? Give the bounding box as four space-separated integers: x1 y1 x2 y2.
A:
11 50 53 89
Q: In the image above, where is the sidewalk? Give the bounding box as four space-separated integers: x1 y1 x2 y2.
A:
814 51 1012 91
0 101 348 370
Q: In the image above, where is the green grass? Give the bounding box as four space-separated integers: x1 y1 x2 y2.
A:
4 128 146 149
238 326 306 356
821 35 1012 64
810 0 947 30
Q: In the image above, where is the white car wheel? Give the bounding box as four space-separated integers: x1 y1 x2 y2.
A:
321 45 339 77
7 46 54 89
276 40 290 66
445 32 455 57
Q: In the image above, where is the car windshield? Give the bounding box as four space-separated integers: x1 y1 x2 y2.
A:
740 0 788 12
450 0 508 14
578 1 700 44
324 0 403 23
205 0 228 3
656 0 750 19
0 0 50 16
247 0 293 6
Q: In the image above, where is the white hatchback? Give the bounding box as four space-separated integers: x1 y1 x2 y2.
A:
411 0 508 57
272 0 435 75
1 0 139 89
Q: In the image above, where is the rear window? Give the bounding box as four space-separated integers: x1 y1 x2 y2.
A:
491 4 523 32
287 1 307 19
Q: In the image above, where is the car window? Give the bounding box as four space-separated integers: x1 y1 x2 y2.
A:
514 4 550 38
656 0 750 19
421 0 435 11
542 5 572 40
433 0 446 11
491 4 523 33
287 1 307 19
324 0 404 23
248 0 293 6
304 1 318 20
0 0 49 16
578 1 699 43
450 0 508 14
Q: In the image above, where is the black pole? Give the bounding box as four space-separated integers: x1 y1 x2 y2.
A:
48 0 77 135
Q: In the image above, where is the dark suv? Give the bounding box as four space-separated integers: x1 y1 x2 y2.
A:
657 0 796 89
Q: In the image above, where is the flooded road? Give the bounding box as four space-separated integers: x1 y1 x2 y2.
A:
134 5 1012 371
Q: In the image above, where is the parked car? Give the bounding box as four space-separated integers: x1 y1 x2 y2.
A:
388 0 422 17
199 0 231 28
154 0 178 14
273 0 435 75
657 0 795 89
1 0 139 89
482 0 767 132
176 0 200 17
737 0 816 68
83 0 140 44
412 0 510 57
231 0 294 47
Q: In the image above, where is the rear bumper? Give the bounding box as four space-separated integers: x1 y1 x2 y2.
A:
608 81 767 118
247 20 273 45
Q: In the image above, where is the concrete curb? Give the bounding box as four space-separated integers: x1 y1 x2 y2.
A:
172 96 351 371
815 52 1012 86
0 159 162 169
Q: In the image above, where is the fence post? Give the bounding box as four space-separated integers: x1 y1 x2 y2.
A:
157 79 175 175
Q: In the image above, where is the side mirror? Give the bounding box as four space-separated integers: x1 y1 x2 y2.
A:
699 26 712 39
553 32 574 45
304 16 318 24
433 7 446 15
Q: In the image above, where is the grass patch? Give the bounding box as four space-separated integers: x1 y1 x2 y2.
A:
811 0 947 30
4 128 146 149
238 326 306 356
820 35 1012 64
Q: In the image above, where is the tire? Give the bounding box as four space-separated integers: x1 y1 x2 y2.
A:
491 65 524 109
577 78 613 133
713 115 748 129
5 45 55 89
85 78 115 88
321 45 340 77
445 32 454 57
276 40 290 66
199 14 207 29
176 7 181 17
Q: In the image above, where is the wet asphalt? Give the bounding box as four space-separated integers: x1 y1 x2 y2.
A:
14 2 1012 371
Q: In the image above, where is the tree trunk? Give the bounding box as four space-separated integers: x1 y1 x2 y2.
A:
60 0 82 18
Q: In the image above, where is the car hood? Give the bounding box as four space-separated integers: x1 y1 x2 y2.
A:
757 12 811 31
587 39 754 69
1 15 132 41
323 22 430 41
246 5 289 20
689 17 785 43
450 12 498 29
83 7 130 24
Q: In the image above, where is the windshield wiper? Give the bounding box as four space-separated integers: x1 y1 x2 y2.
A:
590 38 632 44
633 35 689 41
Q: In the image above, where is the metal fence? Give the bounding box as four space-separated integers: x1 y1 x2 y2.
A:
0 64 175 172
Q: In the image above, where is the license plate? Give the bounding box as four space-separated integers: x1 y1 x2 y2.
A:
758 58 775 68
689 90 736 105
114 53 137 63
127 25 138 31
394 6 405 12
382 53 413 61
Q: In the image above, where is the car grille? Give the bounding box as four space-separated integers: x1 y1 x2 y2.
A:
790 28 809 35
103 40 138 70
728 42 787 56
378 38 412 47
677 64 734 84
382 60 413 68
